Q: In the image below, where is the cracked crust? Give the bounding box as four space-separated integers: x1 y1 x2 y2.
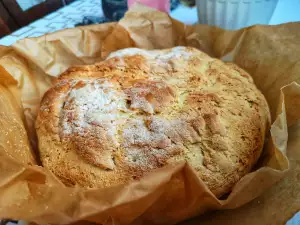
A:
36 47 270 197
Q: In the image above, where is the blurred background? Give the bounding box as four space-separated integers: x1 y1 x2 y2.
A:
0 0 300 46
0 0 179 40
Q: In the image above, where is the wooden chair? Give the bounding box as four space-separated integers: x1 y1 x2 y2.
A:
0 1 18 37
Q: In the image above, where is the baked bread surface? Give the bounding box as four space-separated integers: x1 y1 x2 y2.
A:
36 47 270 197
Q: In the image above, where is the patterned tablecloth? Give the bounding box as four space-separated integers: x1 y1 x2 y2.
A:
0 0 104 46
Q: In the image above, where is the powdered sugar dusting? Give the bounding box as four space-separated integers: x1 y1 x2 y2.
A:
107 48 155 59
127 87 155 114
107 46 194 62
122 115 202 169
123 117 173 169
123 118 171 148
158 46 193 61
124 80 175 114
57 47 206 171
61 80 128 139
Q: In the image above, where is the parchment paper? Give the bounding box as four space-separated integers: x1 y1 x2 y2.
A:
0 4 299 225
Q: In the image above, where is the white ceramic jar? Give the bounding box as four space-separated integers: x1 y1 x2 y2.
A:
196 0 279 30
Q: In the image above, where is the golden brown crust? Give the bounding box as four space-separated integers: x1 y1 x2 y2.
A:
36 47 270 197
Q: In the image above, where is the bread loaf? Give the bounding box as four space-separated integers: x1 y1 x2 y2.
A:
36 47 270 197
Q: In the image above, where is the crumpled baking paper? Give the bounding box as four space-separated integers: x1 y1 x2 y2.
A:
0 4 299 225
